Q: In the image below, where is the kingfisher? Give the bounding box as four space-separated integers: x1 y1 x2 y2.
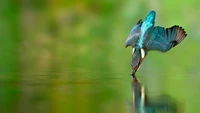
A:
125 10 187 77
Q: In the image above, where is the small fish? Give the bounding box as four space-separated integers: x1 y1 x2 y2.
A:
125 10 187 76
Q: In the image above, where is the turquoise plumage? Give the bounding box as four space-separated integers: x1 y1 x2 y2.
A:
125 10 187 76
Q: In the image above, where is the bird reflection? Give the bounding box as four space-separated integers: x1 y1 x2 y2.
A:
131 76 180 113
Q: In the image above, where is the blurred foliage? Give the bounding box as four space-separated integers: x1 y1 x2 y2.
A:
0 0 19 113
0 0 200 113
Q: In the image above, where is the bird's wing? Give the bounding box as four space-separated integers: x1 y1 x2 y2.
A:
125 19 143 48
144 26 187 52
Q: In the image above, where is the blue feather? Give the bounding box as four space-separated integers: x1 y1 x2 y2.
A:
138 10 156 48
125 10 187 76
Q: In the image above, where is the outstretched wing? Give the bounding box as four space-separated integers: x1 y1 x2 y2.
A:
125 19 143 48
144 26 187 52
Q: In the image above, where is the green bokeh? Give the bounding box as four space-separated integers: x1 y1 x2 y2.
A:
0 0 200 113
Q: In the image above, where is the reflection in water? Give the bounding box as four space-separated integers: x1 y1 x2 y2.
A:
131 76 181 113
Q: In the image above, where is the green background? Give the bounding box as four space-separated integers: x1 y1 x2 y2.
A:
0 0 200 113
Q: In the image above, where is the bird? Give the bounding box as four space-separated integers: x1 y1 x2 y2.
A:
125 10 187 77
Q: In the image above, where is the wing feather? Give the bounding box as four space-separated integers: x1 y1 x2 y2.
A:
144 26 187 52
125 19 143 48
